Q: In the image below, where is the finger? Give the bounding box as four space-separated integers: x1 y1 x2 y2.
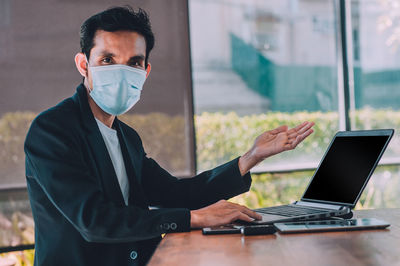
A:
296 122 314 135
228 202 262 220
269 125 288 135
288 122 314 139
287 121 307 134
299 128 314 142
235 205 262 220
288 121 314 135
287 131 298 139
235 212 255 223
287 122 314 138
249 210 262 220
291 128 314 148
285 128 314 150
297 121 314 131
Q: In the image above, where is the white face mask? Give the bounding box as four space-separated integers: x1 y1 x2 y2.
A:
88 64 147 116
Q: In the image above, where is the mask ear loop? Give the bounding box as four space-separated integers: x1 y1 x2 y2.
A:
85 55 93 93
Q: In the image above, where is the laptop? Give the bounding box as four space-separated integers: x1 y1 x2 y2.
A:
251 129 394 224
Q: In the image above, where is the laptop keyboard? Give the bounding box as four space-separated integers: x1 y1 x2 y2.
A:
256 205 329 217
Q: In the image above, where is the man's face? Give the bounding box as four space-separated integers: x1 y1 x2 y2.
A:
85 30 148 89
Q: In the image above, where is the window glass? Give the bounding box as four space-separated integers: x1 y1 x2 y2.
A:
0 0 194 251
190 0 340 172
231 165 400 209
350 0 400 161
190 0 400 212
0 0 194 187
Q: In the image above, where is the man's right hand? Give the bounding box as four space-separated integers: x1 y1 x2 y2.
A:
190 200 262 228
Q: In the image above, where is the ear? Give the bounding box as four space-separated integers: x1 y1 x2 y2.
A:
145 62 151 78
74 52 88 77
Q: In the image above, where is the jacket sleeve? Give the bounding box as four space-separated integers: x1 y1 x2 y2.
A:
24 113 190 244
141 155 252 210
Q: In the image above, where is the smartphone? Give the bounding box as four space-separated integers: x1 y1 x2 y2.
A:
202 224 241 235
274 218 390 234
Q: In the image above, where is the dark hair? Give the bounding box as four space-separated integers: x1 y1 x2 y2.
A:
80 6 154 67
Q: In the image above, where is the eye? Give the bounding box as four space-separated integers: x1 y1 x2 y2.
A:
130 61 141 67
101 57 113 64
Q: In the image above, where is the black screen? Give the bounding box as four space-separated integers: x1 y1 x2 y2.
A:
302 135 389 204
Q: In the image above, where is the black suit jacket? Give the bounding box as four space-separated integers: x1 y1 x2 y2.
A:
24 84 252 266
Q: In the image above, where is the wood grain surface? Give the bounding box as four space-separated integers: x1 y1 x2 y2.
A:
148 209 400 266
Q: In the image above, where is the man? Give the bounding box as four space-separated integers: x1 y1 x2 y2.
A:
24 6 314 266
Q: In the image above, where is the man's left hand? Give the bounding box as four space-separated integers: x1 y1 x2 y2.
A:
238 121 315 175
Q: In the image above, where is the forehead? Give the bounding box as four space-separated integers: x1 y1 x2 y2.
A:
91 30 146 56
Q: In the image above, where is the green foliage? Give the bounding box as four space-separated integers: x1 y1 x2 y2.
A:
0 112 188 178
1 109 400 205
0 249 34 266
0 112 36 170
119 113 188 172
229 165 400 210
0 211 34 266
195 111 339 170
195 109 400 210
195 109 400 170
230 171 312 208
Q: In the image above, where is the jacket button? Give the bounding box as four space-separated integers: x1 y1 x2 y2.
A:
130 251 138 260
163 223 170 230
171 223 177 230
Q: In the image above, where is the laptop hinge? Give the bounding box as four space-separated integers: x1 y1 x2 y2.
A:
294 200 344 210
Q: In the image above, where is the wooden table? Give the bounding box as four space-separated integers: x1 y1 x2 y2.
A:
148 209 400 266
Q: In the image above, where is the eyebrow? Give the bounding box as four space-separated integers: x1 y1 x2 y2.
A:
128 55 145 62
99 51 115 58
98 51 145 62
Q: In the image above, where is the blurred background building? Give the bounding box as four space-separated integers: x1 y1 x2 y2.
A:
191 0 400 114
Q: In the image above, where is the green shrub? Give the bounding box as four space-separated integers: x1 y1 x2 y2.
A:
0 112 36 171
0 112 188 181
194 109 400 210
229 165 400 210
119 113 188 172
2 108 399 177
195 109 400 170
195 111 338 170
1 108 399 192
0 249 34 266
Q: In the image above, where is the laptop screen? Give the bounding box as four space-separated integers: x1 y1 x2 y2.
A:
302 130 393 206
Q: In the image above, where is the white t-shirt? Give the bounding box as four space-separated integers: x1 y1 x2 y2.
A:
95 118 129 206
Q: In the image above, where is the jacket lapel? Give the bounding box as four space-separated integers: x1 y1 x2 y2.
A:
115 119 148 208
72 84 125 206
115 120 141 182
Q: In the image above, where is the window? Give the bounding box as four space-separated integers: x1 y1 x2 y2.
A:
189 0 400 210
0 0 194 254
190 0 340 172
350 0 400 162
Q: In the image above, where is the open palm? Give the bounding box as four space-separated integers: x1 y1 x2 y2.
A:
252 121 314 160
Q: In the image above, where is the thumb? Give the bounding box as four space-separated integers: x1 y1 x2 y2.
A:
269 125 288 135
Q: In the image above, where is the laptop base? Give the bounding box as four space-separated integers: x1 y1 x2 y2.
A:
334 211 353 219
